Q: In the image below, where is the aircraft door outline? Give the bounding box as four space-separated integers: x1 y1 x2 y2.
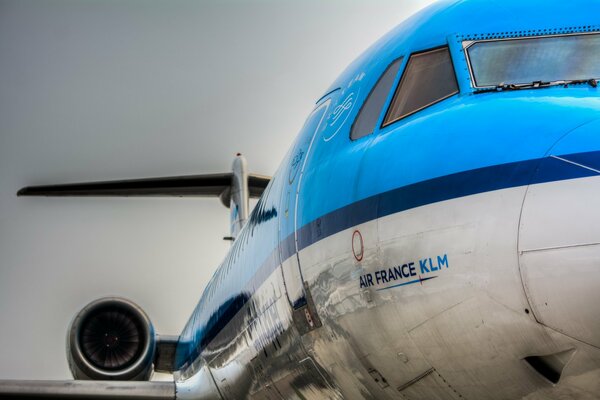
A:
279 98 332 310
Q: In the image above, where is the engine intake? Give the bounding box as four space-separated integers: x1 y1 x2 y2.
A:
67 297 156 380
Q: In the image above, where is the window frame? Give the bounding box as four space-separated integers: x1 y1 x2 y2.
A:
381 46 460 128
463 31 600 89
350 56 404 141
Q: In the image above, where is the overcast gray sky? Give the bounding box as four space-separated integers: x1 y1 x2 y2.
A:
0 0 435 380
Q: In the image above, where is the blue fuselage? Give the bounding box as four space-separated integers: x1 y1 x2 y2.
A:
174 0 600 397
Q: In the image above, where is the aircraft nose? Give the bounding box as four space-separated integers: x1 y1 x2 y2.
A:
518 119 600 348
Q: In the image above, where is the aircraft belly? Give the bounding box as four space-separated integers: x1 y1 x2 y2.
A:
297 185 600 399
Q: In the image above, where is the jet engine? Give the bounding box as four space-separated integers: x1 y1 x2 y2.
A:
67 297 156 381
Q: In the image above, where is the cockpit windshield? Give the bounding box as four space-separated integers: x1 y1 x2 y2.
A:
465 33 600 88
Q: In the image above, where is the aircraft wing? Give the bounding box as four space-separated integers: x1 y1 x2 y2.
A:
0 380 175 399
17 172 271 207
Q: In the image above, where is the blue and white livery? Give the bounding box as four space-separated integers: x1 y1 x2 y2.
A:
5 0 600 399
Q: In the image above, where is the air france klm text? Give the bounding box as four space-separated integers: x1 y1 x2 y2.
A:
359 254 449 289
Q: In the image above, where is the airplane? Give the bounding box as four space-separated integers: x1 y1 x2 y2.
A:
1 0 600 398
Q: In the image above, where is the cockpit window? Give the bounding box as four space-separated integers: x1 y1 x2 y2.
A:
466 33 600 88
351 58 402 140
382 47 458 126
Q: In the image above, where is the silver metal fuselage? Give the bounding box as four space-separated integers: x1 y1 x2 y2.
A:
175 101 600 400
174 1 600 398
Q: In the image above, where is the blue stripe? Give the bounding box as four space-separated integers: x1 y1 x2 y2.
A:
556 152 600 172
296 150 600 253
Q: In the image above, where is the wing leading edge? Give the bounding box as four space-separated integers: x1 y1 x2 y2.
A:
17 172 270 208
0 380 175 399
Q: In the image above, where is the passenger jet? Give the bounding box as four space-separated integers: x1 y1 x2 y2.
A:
2 0 600 398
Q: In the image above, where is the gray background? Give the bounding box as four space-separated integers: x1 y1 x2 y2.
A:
0 0 434 380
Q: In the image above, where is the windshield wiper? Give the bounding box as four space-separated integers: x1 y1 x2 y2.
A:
475 78 598 94
561 78 598 88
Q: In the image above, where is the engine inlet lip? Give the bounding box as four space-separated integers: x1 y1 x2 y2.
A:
68 297 155 380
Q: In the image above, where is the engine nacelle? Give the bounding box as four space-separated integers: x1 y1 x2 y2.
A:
67 297 156 381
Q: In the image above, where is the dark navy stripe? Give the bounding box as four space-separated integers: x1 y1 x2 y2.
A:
555 152 600 172
295 150 600 253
